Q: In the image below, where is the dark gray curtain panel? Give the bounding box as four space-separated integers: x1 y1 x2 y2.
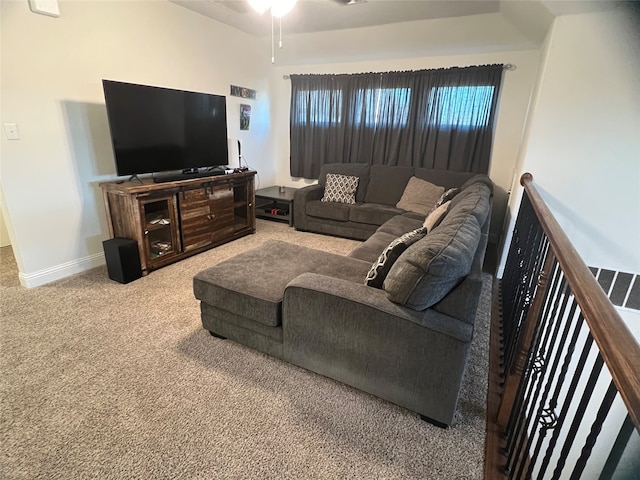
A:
289 65 503 179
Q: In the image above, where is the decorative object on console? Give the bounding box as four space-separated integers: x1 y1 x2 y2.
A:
321 173 359 204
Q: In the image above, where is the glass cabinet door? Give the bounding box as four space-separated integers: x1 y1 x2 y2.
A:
232 176 255 233
139 196 180 265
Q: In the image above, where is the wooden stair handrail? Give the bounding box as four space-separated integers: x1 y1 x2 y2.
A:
520 173 640 432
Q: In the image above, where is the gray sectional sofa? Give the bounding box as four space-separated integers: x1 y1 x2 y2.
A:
193 167 493 427
294 163 480 240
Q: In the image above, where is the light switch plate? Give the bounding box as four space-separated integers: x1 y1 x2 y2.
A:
28 0 60 17
4 124 20 140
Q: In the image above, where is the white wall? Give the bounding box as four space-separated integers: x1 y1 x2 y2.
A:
0 0 271 287
498 10 640 276
0 188 11 247
268 49 541 245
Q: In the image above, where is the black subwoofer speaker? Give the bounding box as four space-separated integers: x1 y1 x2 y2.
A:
102 238 142 284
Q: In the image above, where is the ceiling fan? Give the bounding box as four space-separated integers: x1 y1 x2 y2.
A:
210 0 368 15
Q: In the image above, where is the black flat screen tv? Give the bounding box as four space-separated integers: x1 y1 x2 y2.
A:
102 80 229 180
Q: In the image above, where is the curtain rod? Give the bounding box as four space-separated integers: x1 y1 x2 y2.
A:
282 63 517 79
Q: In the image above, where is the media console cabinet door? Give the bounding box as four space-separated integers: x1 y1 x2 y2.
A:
139 195 181 270
179 185 234 252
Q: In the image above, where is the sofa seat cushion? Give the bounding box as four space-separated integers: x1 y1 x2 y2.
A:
384 213 482 311
194 240 371 327
348 232 396 263
305 199 351 221
376 215 425 237
349 203 404 226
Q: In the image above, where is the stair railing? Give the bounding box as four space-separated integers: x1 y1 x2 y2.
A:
496 173 640 479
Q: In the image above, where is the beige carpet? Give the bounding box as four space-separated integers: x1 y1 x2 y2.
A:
0 220 490 479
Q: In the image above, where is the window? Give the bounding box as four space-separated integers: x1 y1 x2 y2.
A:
353 87 411 128
289 65 503 178
293 89 342 126
427 85 496 128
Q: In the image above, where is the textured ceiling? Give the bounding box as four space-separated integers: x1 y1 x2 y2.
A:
170 0 620 37
171 0 500 36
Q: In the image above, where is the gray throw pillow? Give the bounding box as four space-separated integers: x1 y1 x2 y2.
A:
396 176 445 215
423 200 451 232
321 173 359 204
365 227 427 289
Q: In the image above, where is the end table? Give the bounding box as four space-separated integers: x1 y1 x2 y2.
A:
255 186 298 226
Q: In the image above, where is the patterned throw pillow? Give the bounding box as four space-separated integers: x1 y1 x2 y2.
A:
431 187 459 212
365 227 427 289
321 173 359 204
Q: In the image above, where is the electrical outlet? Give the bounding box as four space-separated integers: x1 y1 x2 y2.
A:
3 124 20 140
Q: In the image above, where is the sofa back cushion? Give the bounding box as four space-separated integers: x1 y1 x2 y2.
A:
383 213 481 310
319 163 370 203
448 182 492 228
383 181 492 310
364 165 415 206
414 168 476 190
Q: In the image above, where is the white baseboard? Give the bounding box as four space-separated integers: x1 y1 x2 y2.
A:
19 252 106 288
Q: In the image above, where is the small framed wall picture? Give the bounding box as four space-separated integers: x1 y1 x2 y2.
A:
231 85 256 99
240 104 251 130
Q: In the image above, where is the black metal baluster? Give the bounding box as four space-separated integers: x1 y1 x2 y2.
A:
512 278 571 479
525 299 580 478
535 308 586 479
504 268 561 475
551 351 605 480
504 256 559 447
569 381 619 479
598 414 635 479
502 194 547 378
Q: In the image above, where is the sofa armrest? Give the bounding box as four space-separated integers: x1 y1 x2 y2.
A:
293 184 324 231
283 273 473 342
282 272 474 425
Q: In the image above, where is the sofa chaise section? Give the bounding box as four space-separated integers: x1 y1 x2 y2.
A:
193 241 372 358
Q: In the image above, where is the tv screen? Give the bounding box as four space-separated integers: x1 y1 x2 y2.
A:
102 80 229 178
